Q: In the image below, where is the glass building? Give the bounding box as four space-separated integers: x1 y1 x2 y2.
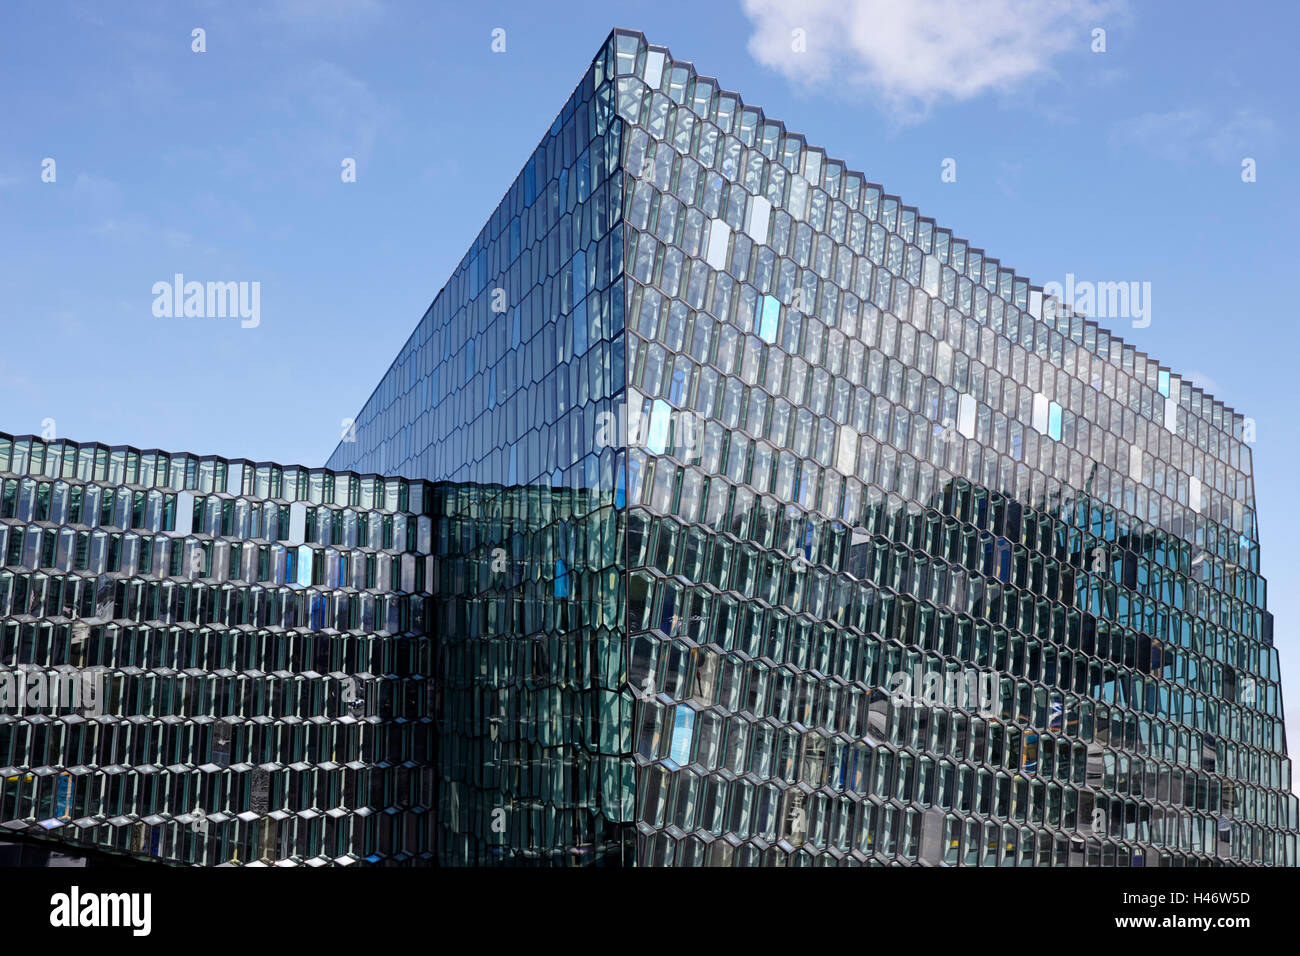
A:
0 433 436 865
2 29 1296 866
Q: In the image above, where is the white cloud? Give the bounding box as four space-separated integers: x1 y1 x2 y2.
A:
88 218 193 248
1110 108 1274 163
290 60 393 163
742 0 1121 117
251 59 394 182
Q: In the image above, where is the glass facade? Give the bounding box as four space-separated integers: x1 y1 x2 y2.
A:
431 482 631 865
326 54 638 865
0 432 435 865
2 29 1296 867
605 30 1296 866
325 56 626 490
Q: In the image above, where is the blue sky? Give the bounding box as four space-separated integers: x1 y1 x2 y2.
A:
3 0 1300 777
